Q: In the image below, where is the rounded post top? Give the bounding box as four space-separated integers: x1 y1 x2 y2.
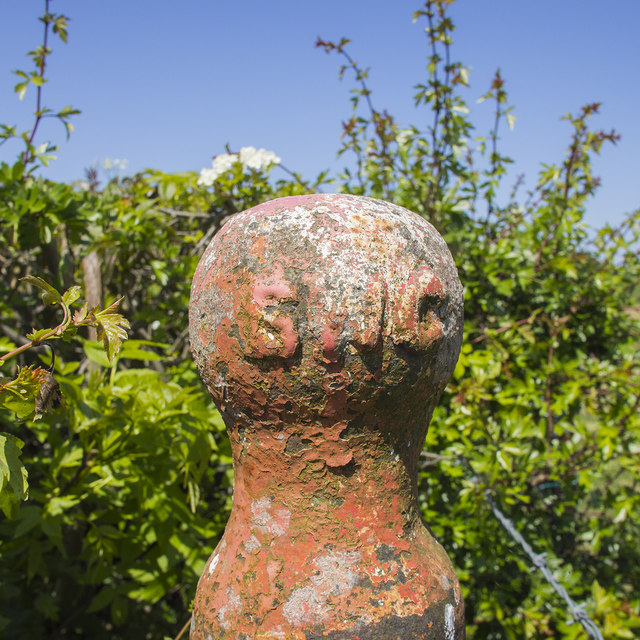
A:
190 193 463 438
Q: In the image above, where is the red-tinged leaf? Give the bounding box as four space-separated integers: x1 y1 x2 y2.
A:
1 365 48 392
97 297 124 316
0 366 48 420
72 303 88 324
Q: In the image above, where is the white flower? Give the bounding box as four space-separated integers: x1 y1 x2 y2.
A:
212 153 238 174
196 168 217 187
197 152 239 186
101 158 128 172
197 147 281 187
239 146 281 172
396 128 412 148
72 180 90 191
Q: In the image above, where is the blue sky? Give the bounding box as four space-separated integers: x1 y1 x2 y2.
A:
1 0 638 230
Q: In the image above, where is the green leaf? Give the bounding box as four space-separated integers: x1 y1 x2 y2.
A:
25 327 54 342
14 505 42 537
33 141 50 156
111 595 128 626
0 337 16 356
52 15 69 43
0 433 29 518
20 276 62 306
87 587 116 613
116 340 168 361
63 120 74 138
127 576 170 604
57 105 80 117
15 80 28 100
46 495 82 516
96 314 130 362
61 285 82 306
83 341 112 368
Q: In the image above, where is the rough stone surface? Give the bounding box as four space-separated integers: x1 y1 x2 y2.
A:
189 194 465 639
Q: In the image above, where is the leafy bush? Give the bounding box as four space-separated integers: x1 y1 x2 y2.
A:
0 1 638 638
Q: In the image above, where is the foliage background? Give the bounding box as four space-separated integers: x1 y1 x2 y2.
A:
0 1 638 638
1 0 638 231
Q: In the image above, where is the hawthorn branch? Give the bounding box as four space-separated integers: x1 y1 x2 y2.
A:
22 0 52 165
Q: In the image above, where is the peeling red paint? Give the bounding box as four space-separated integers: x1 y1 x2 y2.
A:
189 194 465 639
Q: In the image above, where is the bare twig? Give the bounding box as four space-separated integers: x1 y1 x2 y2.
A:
22 0 52 164
173 617 191 640
157 207 209 219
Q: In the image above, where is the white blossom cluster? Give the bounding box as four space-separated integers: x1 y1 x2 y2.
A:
197 146 281 186
102 158 128 171
395 128 413 148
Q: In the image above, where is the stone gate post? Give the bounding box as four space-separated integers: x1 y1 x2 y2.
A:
189 194 465 639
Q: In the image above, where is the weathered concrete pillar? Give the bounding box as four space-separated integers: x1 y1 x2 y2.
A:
189 194 465 639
